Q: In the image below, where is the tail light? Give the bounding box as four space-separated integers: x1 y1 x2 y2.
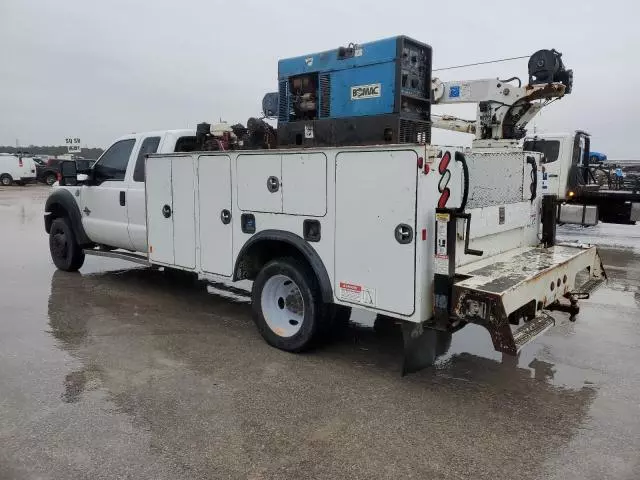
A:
56 173 62 183
18 158 23 167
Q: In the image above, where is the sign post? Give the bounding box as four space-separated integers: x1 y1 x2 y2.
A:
65 137 81 154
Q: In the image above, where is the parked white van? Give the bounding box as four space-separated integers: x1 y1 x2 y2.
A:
0 154 37 186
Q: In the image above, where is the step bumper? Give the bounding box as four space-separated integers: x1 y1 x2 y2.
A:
451 244 606 355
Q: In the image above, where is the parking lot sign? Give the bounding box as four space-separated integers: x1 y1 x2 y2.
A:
65 137 81 153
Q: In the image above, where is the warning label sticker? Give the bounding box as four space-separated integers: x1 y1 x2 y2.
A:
436 218 448 257
435 211 449 275
435 257 449 275
338 282 376 306
339 282 361 302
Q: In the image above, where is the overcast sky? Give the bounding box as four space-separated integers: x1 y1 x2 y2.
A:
1 0 638 158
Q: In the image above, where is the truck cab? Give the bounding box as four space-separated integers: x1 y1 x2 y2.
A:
523 131 590 200
47 129 196 254
525 131 640 224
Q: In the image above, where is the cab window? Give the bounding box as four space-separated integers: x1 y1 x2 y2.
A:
133 136 161 182
93 139 136 183
523 139 560 164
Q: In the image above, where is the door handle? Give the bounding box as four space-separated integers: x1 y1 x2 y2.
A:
162 204 172 218
119 191 126 206
220 209 231 224
394 223 413 244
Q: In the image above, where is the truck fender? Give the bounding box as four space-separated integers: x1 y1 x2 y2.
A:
44 189 92 246
233 229 333 303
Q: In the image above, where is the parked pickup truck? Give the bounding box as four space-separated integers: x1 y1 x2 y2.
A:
38 158 96 186
45 129 197 259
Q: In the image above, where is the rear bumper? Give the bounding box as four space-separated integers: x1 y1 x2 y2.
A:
451 244 606 355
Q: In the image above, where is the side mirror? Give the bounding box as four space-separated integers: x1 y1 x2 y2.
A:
77 173 89 182
60 161 78 186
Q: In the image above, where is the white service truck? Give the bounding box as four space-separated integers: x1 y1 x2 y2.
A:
45 138 605 371
44 42 606 372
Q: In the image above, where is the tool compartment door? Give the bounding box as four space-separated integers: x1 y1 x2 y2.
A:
236 153 282 213
334 150 417 315
146 156 174 265
171 156 196 269
198 155 233 276
282 152 327 216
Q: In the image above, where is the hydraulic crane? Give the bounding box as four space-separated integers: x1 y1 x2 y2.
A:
431 49 573 145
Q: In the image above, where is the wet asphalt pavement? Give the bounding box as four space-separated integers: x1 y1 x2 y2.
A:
1 185 639 479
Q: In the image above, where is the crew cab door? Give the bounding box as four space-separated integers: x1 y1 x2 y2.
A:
127 135 163 252
81 138 136 250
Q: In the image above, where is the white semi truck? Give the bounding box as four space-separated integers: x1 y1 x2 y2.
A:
524 131 640 224
44 40 606 372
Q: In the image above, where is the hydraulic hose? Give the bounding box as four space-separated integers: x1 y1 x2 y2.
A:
526 156 537 202
454 151 469 212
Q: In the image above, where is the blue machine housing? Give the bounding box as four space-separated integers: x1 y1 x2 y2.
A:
276 36 432 147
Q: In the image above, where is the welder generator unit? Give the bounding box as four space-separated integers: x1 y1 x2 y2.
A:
275 36 431 147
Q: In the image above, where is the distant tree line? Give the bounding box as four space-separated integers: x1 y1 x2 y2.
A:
0 146 104 159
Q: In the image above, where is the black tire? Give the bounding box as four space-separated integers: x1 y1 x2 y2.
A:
0 174 13 186
45 173 57 186
251 257 325 352
49 217 85 271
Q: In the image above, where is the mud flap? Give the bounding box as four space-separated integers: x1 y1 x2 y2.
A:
401 322 451 375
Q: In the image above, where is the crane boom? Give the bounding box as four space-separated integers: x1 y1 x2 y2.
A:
431 49 572 145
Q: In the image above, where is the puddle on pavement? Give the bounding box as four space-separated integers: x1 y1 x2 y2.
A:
47 264 603 403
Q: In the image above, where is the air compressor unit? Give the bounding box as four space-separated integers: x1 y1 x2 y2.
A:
276 35 432 147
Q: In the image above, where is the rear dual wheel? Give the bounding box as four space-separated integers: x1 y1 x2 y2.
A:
252 257 328 352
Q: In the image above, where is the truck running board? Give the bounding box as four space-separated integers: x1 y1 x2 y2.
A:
451 245 606 355
83 249 151 266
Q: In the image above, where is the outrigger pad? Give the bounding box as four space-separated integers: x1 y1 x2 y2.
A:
401 323 452 375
